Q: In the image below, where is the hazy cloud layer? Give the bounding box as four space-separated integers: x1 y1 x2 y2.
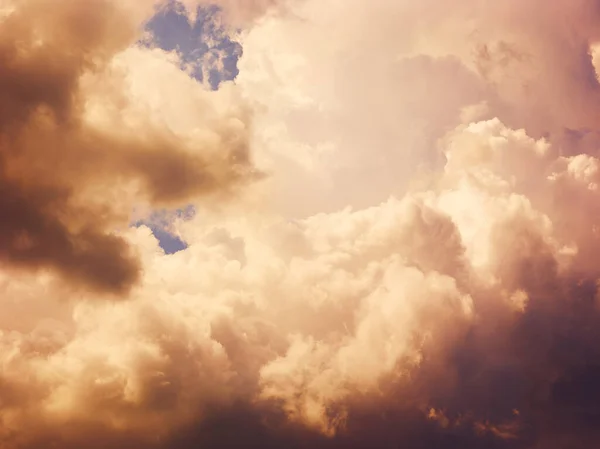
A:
2 0 600 448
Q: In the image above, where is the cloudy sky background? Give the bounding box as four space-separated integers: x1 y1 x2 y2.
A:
2 0 600 448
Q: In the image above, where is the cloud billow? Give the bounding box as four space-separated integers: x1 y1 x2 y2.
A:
1 1 600 448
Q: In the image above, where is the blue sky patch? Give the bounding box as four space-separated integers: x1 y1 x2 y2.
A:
133 2 241 254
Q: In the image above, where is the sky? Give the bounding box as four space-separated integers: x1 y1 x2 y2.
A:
2 0 600 448
136 4 242 254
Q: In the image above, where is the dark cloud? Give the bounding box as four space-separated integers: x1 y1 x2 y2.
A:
0 0 256 296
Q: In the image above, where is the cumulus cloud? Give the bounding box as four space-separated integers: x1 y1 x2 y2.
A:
2 0 600 448
0 0 257 296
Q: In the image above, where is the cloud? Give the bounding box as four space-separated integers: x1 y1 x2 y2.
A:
170 0 290 25
0 0 257 296
2 0 600 448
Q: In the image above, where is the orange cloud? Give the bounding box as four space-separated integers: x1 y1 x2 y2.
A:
1 1 600 448
0 0 257 296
